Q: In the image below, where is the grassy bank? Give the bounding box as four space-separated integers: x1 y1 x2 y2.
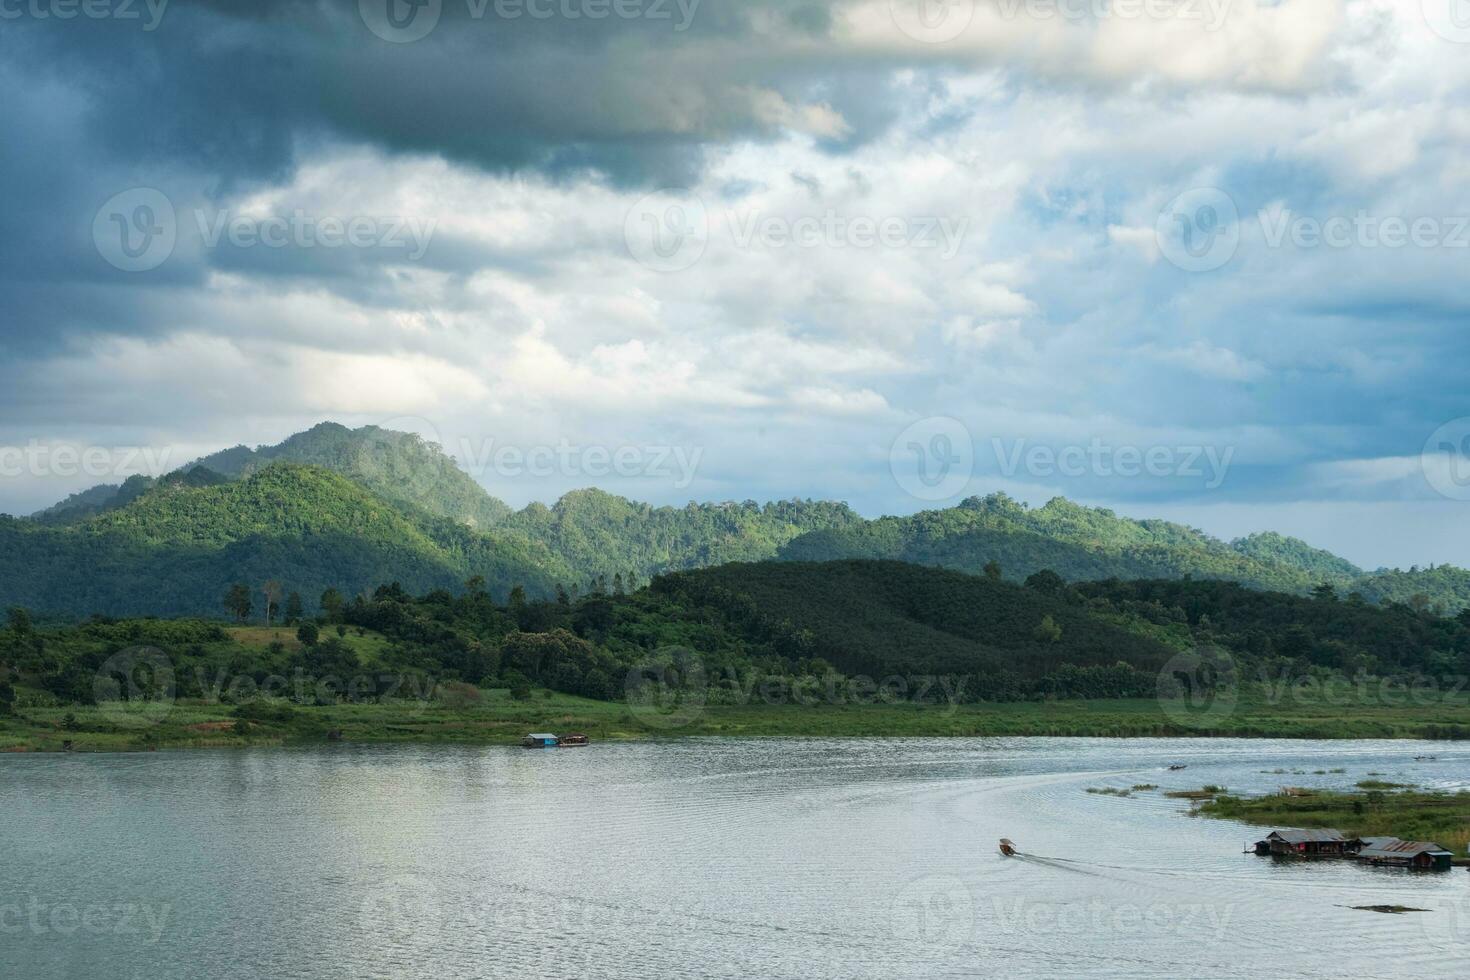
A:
1197 789 1470 854
6 687 1470 753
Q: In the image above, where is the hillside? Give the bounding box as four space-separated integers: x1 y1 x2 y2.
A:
187 422 513 529
0 464 565 617
779 493 1470 612
500 489 861 586
15 560 1466 729
779 494 1317 590
11 423 1470 618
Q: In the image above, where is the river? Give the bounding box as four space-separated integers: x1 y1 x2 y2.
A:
3 738 1469 978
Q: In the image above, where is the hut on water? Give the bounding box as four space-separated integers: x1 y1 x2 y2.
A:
1356 839 1453 870
521 733 559 748
1260 829 1359 858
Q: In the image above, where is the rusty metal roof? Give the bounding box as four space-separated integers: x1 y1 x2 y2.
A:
1267 828 1348 844
1358 839 1451 858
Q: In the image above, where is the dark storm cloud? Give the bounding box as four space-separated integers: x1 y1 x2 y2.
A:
2 0 883 184
0 0 918 354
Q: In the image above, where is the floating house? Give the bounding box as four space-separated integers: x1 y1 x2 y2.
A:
1260 829 1359 858
521 733 559 748
1356 839 1454 870
560 733 590 747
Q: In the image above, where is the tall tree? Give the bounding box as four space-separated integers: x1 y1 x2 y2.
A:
320 588 344 622
5 607 32 636
224 584 253 623
262 580 284 626
285 592 304 625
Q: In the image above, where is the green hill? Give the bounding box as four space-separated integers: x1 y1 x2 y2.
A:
1230 531 1363 581
11 423 1470 618
188 422 513 529
0 464 563 618
779 493 1470 611
779 493 1317 591
500 488 861 587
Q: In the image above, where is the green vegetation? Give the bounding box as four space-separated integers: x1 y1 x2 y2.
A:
499 487 860 588
1198 789 1470 854
10 693 1470 754
1 464 569 617
5 559 1470 752
8 423 1470 621
780 493 1470 612
1074 577 1470 680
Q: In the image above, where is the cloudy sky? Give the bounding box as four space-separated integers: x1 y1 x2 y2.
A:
2 0 1469 569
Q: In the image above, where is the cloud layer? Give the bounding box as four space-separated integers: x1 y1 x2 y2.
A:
3 0 1469 568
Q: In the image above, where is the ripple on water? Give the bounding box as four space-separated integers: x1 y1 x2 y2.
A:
3 737 1469 979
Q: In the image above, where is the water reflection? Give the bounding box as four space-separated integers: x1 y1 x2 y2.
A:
2 738 1468 978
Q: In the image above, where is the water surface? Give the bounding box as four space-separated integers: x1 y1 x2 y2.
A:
4 738 1469 978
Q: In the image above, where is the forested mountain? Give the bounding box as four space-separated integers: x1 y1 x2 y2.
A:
187 422 514 529
499 488 861 585
779 494 1317 590
779 493 1470 612
19 561 1467 716
1229 531 1363 581
9 424 1470 619
0 464 565 617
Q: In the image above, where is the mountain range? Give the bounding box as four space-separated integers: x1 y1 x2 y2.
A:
6 422 1468 618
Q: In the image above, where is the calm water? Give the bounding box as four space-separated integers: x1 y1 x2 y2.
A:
4 738 1470 979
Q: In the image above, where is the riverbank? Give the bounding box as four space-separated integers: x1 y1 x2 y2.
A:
1195 787 1470 855
6 687 1470 752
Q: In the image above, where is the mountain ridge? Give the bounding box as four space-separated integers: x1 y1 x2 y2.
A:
9 423 1469 618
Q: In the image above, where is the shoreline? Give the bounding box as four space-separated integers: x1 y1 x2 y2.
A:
6 691 1470 753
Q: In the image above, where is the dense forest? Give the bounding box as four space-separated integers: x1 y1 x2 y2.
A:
779 493 1470 611
6 422 1470 619
6 560 1468 719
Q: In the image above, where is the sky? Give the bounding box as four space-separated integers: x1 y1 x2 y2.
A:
2 0 1469 570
